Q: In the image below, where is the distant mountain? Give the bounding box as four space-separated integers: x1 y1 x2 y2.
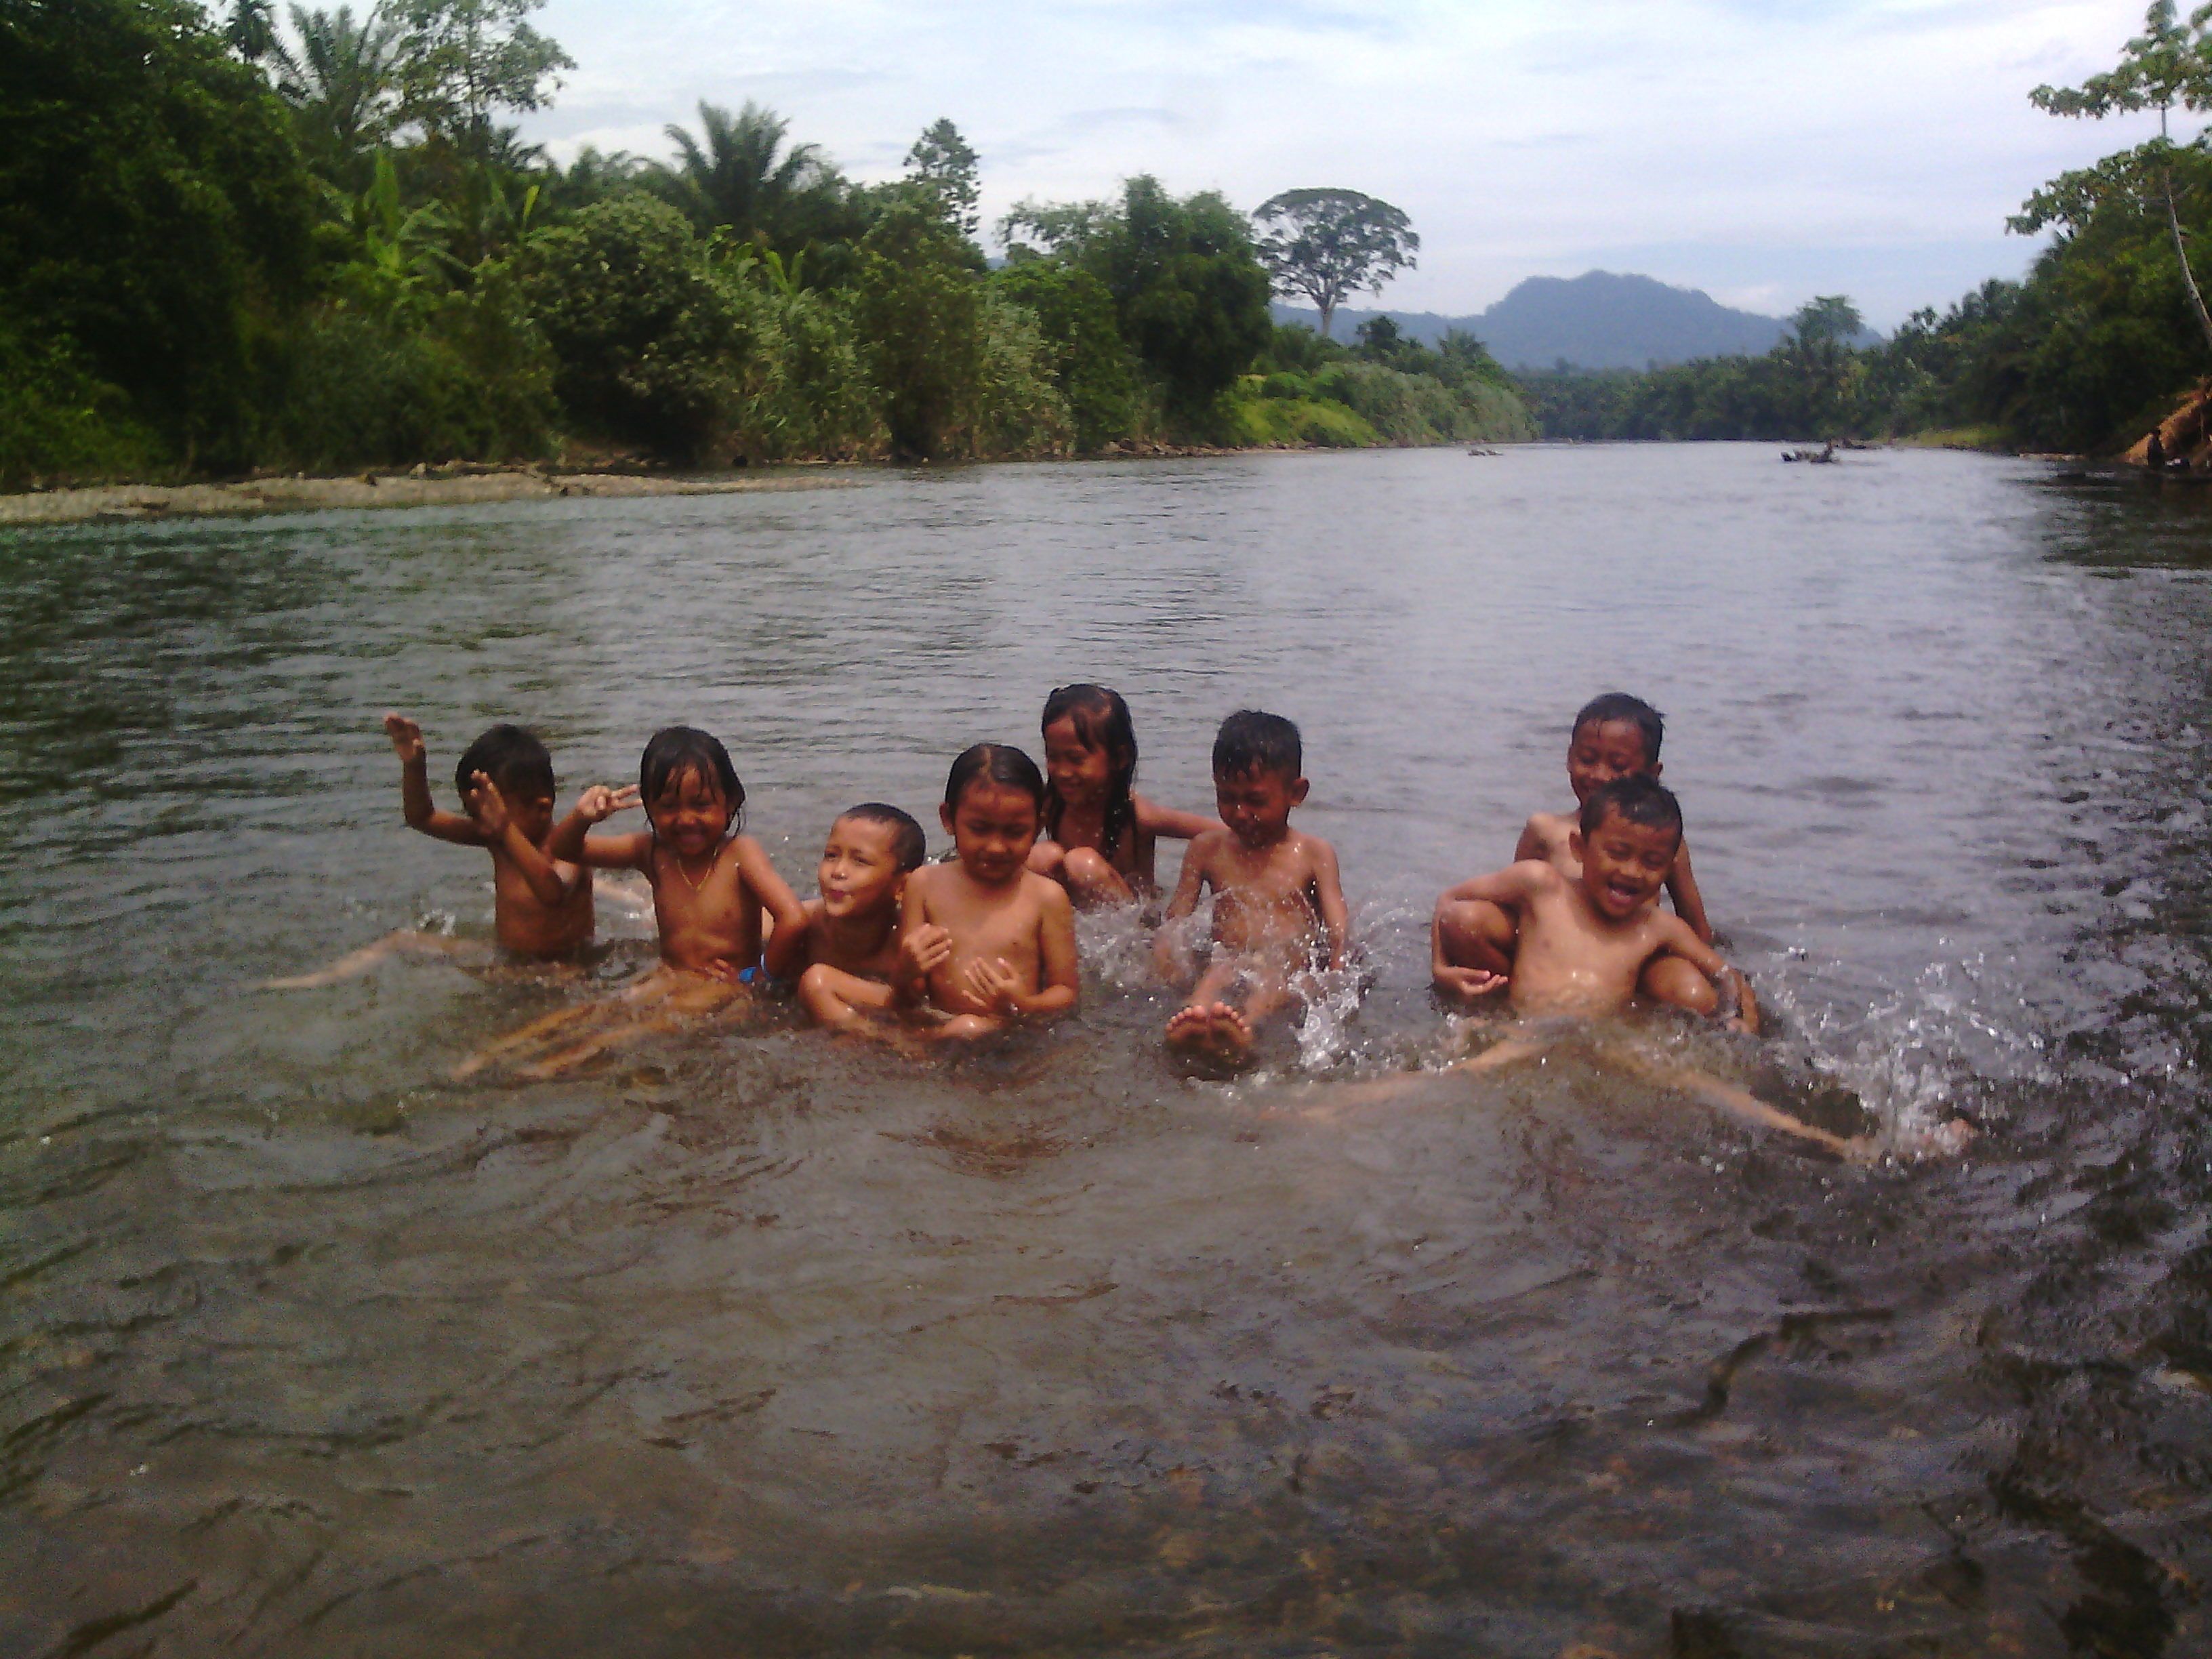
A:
1273 270 1879 371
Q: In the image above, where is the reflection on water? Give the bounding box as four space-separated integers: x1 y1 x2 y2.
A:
3 447 2210 1654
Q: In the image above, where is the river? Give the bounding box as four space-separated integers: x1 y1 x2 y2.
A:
2 445 2208 1655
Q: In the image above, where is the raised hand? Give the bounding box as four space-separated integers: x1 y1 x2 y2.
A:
466 770 511 834
575 783 640 823
901 922 954 981
960 956 1021 1013
384 712 426 764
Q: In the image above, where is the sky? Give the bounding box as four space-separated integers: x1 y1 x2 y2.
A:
520 0 2176 329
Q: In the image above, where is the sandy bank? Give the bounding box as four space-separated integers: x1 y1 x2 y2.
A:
0 466 851 528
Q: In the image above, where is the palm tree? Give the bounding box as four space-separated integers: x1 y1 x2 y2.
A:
273 4 403 182
653 100 845 252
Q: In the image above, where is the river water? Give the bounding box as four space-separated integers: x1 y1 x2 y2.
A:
2 445 2209 1656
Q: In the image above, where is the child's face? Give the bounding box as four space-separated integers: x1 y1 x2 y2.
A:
940 780 1042 886
819 817 907 921
1566 718 1658 804
1572 808 1679 920
1214 765 1307 849
648 766 734 859
1042 715 1120 808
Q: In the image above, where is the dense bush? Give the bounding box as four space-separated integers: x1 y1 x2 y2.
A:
0 319 167 489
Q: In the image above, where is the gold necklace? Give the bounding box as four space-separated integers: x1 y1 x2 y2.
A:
670 846 716 893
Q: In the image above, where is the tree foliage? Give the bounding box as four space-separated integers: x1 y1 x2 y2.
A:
274 4 405 184
392 0 572 156
905 119 981 238
653 100 852 254
1250 187 1419 339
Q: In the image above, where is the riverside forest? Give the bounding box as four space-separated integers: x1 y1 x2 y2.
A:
5 0 2212 488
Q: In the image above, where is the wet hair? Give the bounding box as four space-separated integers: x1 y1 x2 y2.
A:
944 743 1047 815
1041 683 1137 861
1212 710 1302 780
1572 692 1664 767
639 725 745 832
1579 773 1683 846
838 802 927 872
454 724 554 802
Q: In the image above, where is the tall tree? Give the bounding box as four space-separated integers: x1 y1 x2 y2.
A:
2020 1 2212 356
226 0 279 60
905 118 981 237
274 3 403 180
393 0 571 157
656 100 844 252
1250 187 1418 339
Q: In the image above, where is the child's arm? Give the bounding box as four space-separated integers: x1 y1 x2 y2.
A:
547 784 651 869
893 876 953 1008
733 838 808 965
384 713 482 846
1152 836 1214 980
962 883 1079 1019
1511 813 1550 864
1666 836 1715 945
1134 794 1225 842
763 900 821 981
1654 916 1754 1032
467 772 571 909
1307 838 1352 970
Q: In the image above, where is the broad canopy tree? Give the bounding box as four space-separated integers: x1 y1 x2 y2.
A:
2020 1 2212 356
1250 187 1418 338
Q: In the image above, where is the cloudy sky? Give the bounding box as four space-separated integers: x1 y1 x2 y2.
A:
521 0 2172 328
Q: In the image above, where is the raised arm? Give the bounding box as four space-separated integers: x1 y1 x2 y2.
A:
1134 793 1225 842
385 713 481 845
466 773 569 909
1308 838 1352 970
1666 835 1715 945
547 784 651 870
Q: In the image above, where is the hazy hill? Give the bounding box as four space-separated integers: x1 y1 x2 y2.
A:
1274 270 1878 371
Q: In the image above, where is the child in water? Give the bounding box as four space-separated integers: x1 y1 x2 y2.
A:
766 803 929 1033
1159 710 1351 1065
895 745 1080 1040
457 726 804 1078
1433 692 1746 1026
262 714 589 988
1027 684 1221 907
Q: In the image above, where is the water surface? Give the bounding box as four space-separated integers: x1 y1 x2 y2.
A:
3 446 2209 1656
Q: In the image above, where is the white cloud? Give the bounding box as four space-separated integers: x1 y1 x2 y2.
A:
525 0 2171 326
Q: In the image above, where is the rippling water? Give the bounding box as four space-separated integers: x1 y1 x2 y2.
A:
3 446 2209 1656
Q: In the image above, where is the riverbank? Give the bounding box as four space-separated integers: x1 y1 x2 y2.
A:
0 464 863 528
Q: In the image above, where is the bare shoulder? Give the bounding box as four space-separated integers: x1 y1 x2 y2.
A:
1511 857 1567 895
903 861 954 904
1185 827 1235 867
1526 811 1574 849
1024 869 1074 917
1292 829 1340 870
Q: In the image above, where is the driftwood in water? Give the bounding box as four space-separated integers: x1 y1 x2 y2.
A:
1782 443 1838 464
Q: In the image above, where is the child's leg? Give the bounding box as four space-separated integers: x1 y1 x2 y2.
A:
1640 957 1719 1019
1434 899 1516 1001
514 974 743 1080
798 964 896 1033
1058 846 1136 909
1166 960 1246 1059
452 997 616 1079
260 929 479 990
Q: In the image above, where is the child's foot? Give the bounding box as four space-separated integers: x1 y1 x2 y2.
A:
1166 1002 1254 1066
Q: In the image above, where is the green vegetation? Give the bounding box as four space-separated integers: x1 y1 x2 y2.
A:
0 0 1530 489
1519 3 2212 454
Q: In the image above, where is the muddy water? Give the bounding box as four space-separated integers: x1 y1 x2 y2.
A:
2 447 2209 1656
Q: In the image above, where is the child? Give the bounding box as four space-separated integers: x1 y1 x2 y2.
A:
1158 710 1351 1065
895 745 1079 1041
262 714 588 989
1433 692 1740 1025
1027 684 1221 907
1412 777 1969 1161
764 803 928 1033
457 726 804 1078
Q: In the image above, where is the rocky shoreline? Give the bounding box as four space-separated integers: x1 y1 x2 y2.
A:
0 464 855 528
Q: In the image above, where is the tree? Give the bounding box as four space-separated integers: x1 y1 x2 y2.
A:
274 4 403 181
655 100 848 253
226 0 279 61
995 261 1141 449
905 118 981 237
1783 295 1864 433
1250 187 1419 339
2020 1 2212 356
0 0 316 463
393 0 572 157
